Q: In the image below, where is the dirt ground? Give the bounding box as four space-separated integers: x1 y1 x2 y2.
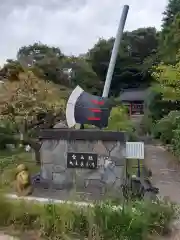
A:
0 230 41 240
145 143 180 239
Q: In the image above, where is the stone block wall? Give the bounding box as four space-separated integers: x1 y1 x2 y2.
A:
39 129 127 196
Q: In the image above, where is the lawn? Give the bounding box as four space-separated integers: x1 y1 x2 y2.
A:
0 149 40 192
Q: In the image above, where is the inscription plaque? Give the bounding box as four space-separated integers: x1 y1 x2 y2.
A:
67 152 98 169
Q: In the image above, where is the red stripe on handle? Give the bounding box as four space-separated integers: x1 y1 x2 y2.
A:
91 99 104 105
87 117 101 120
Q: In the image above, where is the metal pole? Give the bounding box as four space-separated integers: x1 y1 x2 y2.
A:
102 5 129 98
137 159 141 177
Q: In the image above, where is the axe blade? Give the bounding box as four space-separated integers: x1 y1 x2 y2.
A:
66 85 84 128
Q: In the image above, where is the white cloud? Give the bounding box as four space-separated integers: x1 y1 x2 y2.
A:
0 0 168 65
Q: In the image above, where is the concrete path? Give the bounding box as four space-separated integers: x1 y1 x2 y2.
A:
145 144 180 239
145 144 180 203
0 235 18 240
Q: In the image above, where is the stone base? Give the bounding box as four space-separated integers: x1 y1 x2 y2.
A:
32 181 124 201
39 129 127 198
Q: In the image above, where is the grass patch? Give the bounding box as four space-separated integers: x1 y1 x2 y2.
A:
0 149 40 192
0 193 174 240
126 159 144 176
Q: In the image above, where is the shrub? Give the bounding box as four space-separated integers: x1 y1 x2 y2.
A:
107 106 133 131
0 119 19 149
106 106 137 140
0 194 174 239
139 113 154 135
171 125 180 156
153 111 180 143
153 116 172 142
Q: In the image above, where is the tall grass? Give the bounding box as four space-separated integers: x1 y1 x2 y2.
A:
0 193 174 240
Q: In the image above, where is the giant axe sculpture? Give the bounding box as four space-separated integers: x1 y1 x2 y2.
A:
66 5 129 128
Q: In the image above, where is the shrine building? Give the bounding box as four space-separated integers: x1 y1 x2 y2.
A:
119 88 148 116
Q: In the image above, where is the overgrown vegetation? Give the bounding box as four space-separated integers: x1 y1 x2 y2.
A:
137 0 180 160
107 106 133 131
142 60 180 158
0 194 174 240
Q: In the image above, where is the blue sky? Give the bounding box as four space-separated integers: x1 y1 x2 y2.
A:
0 0 168 65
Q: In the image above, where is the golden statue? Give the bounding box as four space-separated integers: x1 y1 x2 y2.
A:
14 164 33 196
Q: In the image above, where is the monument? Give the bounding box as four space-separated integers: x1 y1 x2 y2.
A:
34 5 130 200
37 85 128 199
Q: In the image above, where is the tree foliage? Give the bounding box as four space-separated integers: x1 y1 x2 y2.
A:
0 27 159 98
153 111 180 143
159 0 180 63
0 60 24 81
162 0 180 28
106 106 133 132
0 71 69 126
147 0 180 155
17 42 63 65
152 61 180 101
60 56 102 94
16 43 101 93
87 27 158 96
159 13 180 63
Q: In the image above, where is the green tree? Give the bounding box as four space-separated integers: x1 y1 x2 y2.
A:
153 111 180 143
0 70 70 150
142 59 180 134
17 43 101 93
17 42 69 86
159 0 180 63
87 28 158 96
0 59 24 81
159 13 180 63
60 56 102 94
146 60 180 125
162 0 180 28
0 71 68 126
17 42 63 65
152 61 180 101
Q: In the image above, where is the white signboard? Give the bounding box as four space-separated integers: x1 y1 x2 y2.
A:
126 142 144 159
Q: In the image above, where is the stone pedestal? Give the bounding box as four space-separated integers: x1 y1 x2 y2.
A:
39 129 127 198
